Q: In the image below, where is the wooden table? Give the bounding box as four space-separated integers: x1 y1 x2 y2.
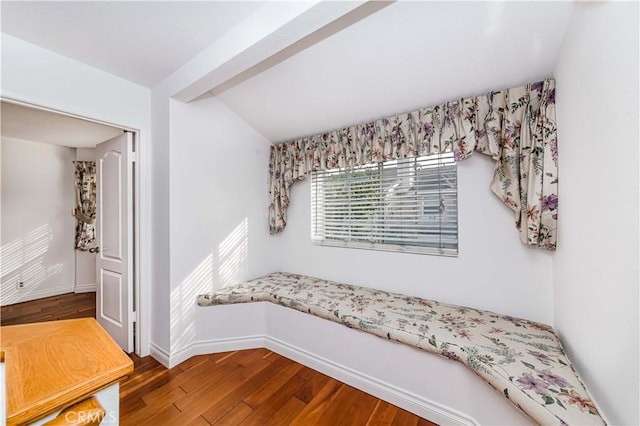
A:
1 318 133 425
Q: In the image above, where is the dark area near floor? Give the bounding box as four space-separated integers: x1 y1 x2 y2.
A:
1 292 96 326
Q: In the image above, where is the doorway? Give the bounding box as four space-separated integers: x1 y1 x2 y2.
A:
0 99 142 354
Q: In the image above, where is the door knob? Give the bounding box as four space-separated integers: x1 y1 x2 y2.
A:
89 247 101 254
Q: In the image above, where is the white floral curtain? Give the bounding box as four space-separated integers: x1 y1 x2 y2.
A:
269 78 558 250
74 161 97 250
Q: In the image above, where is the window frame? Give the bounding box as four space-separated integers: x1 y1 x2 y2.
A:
310 153 458 257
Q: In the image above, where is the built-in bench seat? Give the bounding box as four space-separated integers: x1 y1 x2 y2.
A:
197 272 604 425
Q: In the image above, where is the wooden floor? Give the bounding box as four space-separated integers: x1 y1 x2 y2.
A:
0 292 96 326
122 349 435 426
2 293 436 425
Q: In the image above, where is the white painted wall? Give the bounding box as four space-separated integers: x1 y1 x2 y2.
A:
149 90 171 355
1 137 75 305
74 148 97 293
1 35 150 131
1 34 152 355
147 0 378 358
168 96 275 356
274 155 554 324
75 148 96 161
74 250 95 292
553 3 639 425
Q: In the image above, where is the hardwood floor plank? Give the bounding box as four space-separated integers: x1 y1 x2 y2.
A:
289 378 344 425
417 418 439 426
175 353 215 372
186 416 213 426
292 363 319 381
154 357 216 391
119 392 146 415
121 360 220 425
315 384 379 425
212 350 239 365
121 358 240 426
56 310 95 321
239 357 272 380
220 348 273 370
120 363 168 398
3 296 436 426
141 380 187 407
241 375 307 424
392 408 421 426
200 355 294 424
366 400 400 426
236 347 273 367
171 363 248 422
264 396 307 426
294 366 331 403
175 359 229 394
243 359 304 408
125 400 183 426
262 351 282 362
1 292 95 326
212 402 253 425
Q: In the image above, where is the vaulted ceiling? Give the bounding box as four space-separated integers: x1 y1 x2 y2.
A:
217 1 573 141
1 1 574 143
1 1 263 87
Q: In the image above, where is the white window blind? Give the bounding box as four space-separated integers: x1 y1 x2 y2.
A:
311 153 458 256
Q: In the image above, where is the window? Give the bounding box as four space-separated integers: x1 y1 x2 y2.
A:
311 153 458 256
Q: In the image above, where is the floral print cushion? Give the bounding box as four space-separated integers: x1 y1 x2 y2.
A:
197 272 604 425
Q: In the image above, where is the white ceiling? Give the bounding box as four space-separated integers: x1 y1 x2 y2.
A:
0 1 575 144
217 1 574 142
0 1 263 87
1 102 123 148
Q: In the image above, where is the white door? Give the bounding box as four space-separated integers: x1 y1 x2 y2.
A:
96 132 134 352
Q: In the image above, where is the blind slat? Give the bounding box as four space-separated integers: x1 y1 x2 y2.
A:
311 153 458 255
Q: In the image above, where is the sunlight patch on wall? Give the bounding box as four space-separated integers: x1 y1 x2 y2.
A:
170 252 214 353
0 224 63 305
218 218 248 288
170 218 250 356
1 224 51 276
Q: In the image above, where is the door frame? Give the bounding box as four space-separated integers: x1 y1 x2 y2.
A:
1 96 147 356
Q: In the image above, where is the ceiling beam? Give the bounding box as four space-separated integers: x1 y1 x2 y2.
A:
161 1 392 102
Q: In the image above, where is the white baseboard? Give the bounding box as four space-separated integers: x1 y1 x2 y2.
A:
168 335 266 368
149 342 171 368
74 283 96 293
265 336 474 426
1 286 74 306
167 335 473 425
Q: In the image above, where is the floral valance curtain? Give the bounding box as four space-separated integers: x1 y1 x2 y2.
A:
269 78 558 250
74 161 97 250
